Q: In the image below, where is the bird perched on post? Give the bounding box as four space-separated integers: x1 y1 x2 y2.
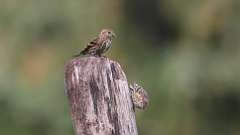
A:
73 29 116 57
129 83 149 110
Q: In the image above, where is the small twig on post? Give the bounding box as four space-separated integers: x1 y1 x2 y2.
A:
64 56 138 135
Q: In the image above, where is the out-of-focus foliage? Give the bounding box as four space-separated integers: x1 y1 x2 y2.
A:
0 0 240 135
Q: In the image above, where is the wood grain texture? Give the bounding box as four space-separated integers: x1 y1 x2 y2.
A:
64 56 138 135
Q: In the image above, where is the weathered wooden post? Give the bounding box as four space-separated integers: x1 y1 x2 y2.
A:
64 56 138 135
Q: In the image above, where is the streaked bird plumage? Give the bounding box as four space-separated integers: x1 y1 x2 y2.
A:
73 29 116 57
129 83 149 110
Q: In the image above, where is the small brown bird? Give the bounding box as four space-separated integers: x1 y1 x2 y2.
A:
73 29 116 57
129 83 149 110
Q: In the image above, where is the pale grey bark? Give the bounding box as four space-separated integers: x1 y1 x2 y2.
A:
64 56 138 135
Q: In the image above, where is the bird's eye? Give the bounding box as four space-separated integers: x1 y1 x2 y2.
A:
108 31 111 34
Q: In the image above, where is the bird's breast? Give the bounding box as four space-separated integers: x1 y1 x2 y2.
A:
100 40 112 53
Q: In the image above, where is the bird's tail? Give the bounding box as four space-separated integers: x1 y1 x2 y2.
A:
72 45 92 58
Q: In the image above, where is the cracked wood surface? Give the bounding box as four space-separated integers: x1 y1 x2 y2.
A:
64 57 138 135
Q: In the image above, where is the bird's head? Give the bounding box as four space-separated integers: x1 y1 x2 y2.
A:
99 29 116 39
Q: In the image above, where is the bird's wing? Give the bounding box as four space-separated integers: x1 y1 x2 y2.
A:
88 38 99 47
80 38 99 54
73 37 99 57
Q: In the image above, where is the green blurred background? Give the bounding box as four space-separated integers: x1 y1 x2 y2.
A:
1 0 240 135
